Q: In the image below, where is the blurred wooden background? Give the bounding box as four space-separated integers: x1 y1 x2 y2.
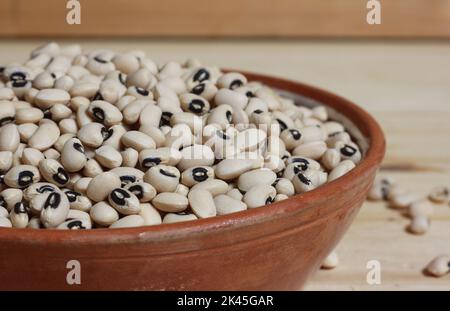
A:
0 0 449 38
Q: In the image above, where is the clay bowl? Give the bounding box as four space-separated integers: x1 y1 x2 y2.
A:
0 71 385 291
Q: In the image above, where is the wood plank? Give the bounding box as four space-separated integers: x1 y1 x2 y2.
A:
0 0 450 37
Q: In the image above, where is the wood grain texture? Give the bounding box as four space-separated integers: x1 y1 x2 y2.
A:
0 39 449 289
0 0 450 37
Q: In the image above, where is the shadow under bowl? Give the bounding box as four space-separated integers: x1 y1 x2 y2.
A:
0 71 385 290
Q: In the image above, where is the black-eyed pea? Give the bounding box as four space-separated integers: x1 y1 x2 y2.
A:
126 86 155 100
101 124 126 150
428 186 449 204
138 124 166 148
217 72 247 90
26 216 43 229
28 121 60 151
237 168 277 192
21 148 44 167
152 192 188 213
207 104 233 129
190 81 218 101
425 255 450 277
367 177 395 201
61 138 86 172
143 164 180 193
70 82 99 100
388 186 422 209
4 165 40 188
88 100 122 126
292 141 327 160
90 201 119 226
190 179 228 197
110 167 145 187
244 98 268 117
0 100 15 127
109 215 145 228
112 53 140 75
0 206 8 218
40 190 70 228
108 188 141 215
171 112 203 135
98 79 126 104
74 177 92 195
215 158 259 181
124 182 157 203
162 212 197 224
86 172 121 202
54 75 75 92
293 169 328 194
23 182 58 202
122 99 150 124
50 103 72 122
116 95 136 112
214 194 247 215
263 155 285 174
0 217 12 227
82 158 104 177
407 199 434 218
188 189 216 218
77 123 108 148
180 93 210 116
326 131 351 148
63 189 92 212
226 188 243 201
126 68 156 90
15 107 44 124
302 117 322 127
121 148 138 167
214 88 248 111
274 194 288 202
139 148 168 169
65 172 81 190
321 251 339 269
174 183 190 197
312 106 328 122
273 178 295 197
34 89 70 109
1 188 23 211
407 215 429 235
43 148 60 160
322 121 345 136
121 131 156 152
243 185 276 208
177 144 215 171
68 96 89 112
335 141 362 164
12 143 26 166
0 151 13 172
59 118 78 134
139 203 162 226
38 159 69 187
0 124 20 152
17 123 38 142
321 148 341 171
328 160 355 182
158 61 183 80
95 145 123 169
57 217 91 230
86 54 115 76
181 166 214 187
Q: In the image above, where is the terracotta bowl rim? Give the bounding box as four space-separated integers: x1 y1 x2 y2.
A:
0 70 385 243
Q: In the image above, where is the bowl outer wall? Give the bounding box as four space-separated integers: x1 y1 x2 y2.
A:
0 71 385 290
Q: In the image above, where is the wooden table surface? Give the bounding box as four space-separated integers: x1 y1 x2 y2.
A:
1 39 449 290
